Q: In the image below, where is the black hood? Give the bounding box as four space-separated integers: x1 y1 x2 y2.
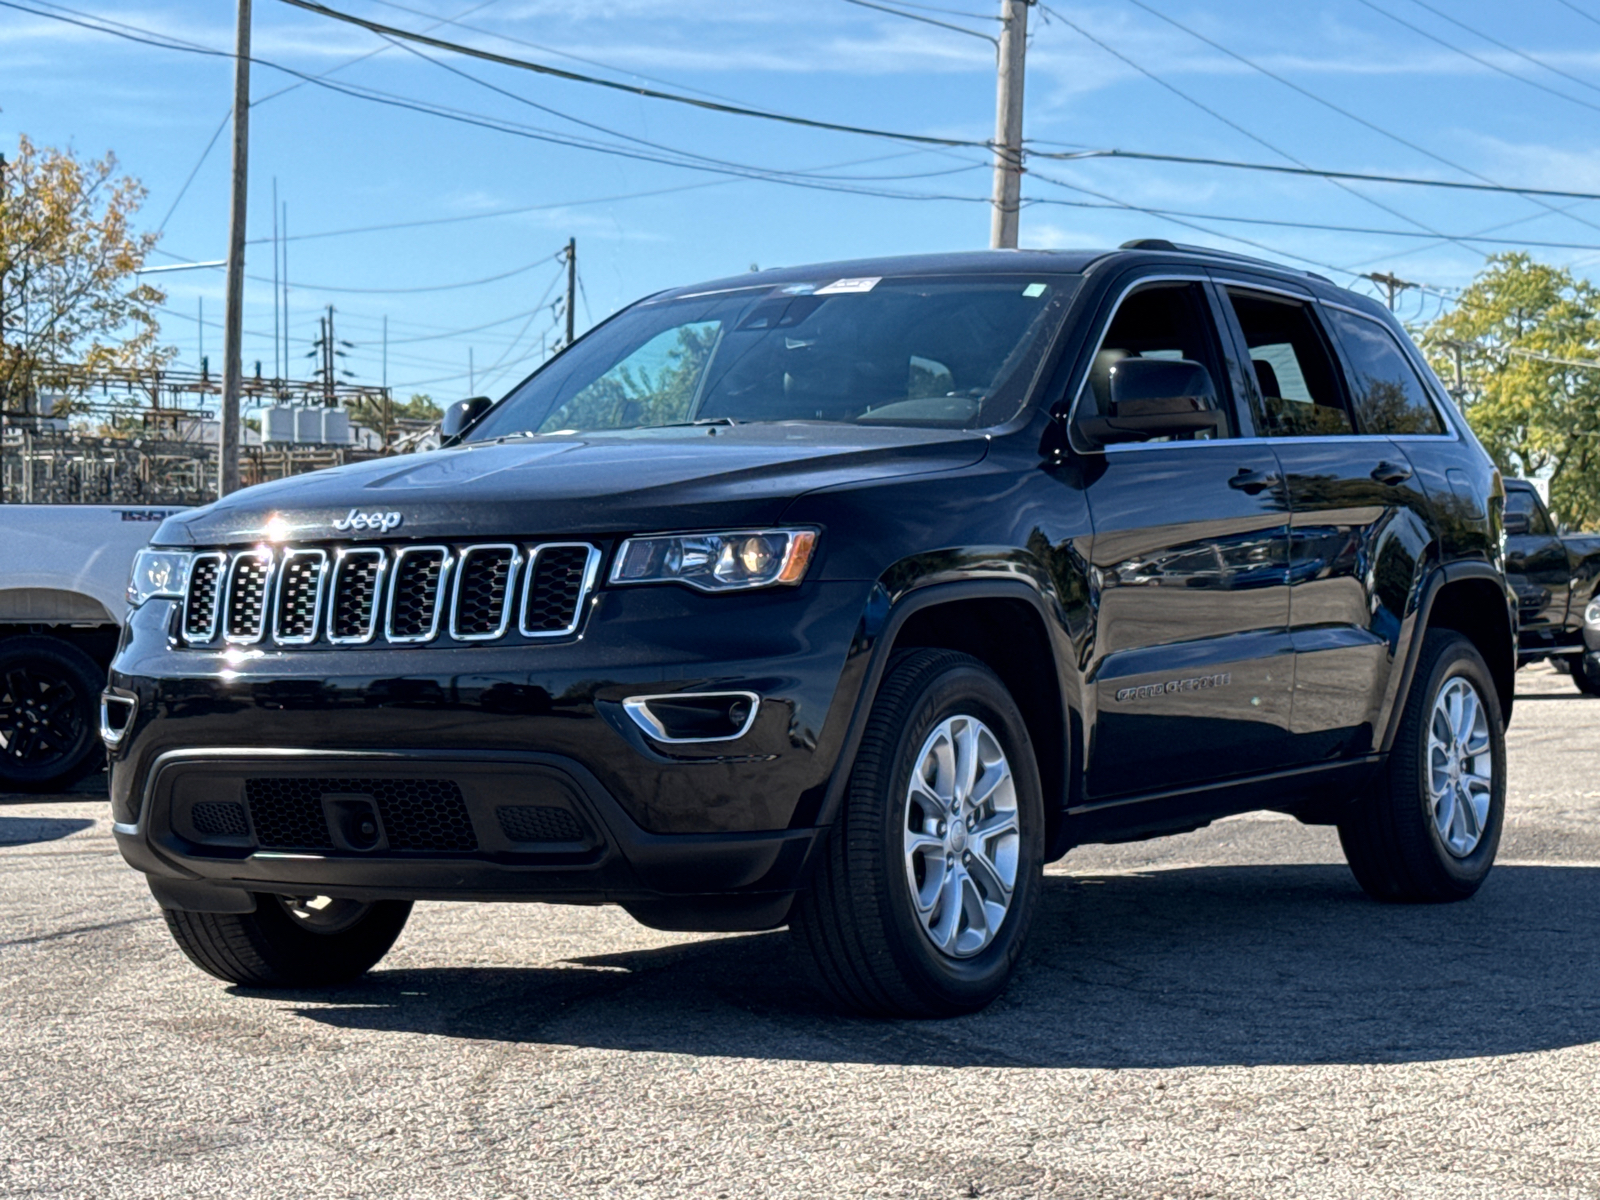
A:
156 423 989 546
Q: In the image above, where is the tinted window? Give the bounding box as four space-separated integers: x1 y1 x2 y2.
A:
1505 489 1554 536
469 274 1079 439
1225 290 1352 437
1083 282 1230 440
1325 309 1446 436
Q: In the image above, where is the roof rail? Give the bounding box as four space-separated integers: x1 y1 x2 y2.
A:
1117 237 1330 282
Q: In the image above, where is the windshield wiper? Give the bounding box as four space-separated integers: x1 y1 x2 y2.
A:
651 417 741 428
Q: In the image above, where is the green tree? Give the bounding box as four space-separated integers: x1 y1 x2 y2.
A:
1423 253 1600 528
0 134 169 411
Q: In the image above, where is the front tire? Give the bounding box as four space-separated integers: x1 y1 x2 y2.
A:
792 649 1045 1017
161 894 412 987
1573 655 1600 696
1339 630 1505 903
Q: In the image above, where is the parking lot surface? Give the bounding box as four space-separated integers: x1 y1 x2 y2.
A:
4 664 1599 1199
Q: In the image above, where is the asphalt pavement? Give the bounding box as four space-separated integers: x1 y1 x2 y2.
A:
4 664 1599 1198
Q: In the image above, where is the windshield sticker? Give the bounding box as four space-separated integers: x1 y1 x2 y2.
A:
816 277 881 295
1023 282 1048 298
779 283 817 295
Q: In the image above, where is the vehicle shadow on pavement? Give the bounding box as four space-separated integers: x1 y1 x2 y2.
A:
283 863 1600 1068
0 816 96 845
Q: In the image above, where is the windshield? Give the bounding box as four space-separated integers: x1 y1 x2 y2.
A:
466 273 1080 440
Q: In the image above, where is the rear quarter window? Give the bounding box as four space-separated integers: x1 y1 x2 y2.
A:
1325 308 1447 436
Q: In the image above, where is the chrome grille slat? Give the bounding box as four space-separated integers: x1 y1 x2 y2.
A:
521 543 600 638
450 544 520 641
182 553 226 641
385 546 452 644
328 548 387 644
224 551 273 643
274 549 328 644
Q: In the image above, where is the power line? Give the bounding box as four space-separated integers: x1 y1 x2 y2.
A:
275 0 993 150
1021 193 1600 251
837 0 997 43
1555 0 1600 28
0 1 993 208
1407 0 1600 99
1350 0 1600 116
379 31 990 188
1033 148 1600 203
1035 5 1469 252
1123 0 1600 246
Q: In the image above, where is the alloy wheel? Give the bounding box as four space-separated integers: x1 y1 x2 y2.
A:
1428 676 1494 857
902 714 1020 958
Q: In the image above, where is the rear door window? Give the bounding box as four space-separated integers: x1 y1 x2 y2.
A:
1324 308 1447 436
1224 289 1353 437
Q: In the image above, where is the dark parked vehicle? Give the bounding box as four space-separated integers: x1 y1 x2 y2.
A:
108 243 1515 1016
1502 478 1600 693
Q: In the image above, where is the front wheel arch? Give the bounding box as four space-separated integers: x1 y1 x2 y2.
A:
816 580 1075 859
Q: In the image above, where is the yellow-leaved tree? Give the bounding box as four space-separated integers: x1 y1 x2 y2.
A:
0 134 170 412
1424 253 1600 528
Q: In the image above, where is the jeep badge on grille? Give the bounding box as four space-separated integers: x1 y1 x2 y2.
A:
333 509 404 533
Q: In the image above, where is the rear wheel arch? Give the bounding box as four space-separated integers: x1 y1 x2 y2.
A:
1421 573 1515 724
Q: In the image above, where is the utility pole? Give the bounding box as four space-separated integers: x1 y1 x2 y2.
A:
1367 271 1416 312
198 297 205 377
564 238 577 348
271 177 279 380
469 347 475 395
219 0 251 498
989 0 1029 250
280 200 289 391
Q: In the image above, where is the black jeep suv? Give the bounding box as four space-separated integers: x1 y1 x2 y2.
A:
108 244 1515 1017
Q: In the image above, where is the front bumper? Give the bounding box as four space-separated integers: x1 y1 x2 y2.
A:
106 578 877 928
113 748 818 930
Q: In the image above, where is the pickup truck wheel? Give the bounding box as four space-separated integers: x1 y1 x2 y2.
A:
1572 657 1600 696
0 636 105 793
792 649 1044 1017
160 895 412 987
1338 630 1505 903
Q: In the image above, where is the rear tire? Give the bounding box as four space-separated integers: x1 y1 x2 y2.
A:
160 894 412 987
0 636 106 793
1339 630 1505 903
792 649 1044 1017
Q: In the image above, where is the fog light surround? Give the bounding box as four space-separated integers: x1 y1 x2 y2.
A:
623 691 761 744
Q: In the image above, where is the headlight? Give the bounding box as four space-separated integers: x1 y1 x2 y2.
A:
610 529 818 592
1586 598 1600 627
127 549 192 608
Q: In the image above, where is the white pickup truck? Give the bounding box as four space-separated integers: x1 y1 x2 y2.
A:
0 504 185 790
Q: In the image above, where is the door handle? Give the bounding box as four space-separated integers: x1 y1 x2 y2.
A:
1371 461 1413 486
1228 468 1281 495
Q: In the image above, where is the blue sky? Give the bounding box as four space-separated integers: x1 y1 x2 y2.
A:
6 0 1600 404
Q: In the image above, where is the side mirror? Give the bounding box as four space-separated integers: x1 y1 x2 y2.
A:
1503 511 1530 536
1075 358 1223 446
440 395 492 442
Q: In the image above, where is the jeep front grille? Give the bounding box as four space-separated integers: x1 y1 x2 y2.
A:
182 553 225 640
275 550 327 643
180 540 599 648
387 546 450 643
224 551 272 642
523 544 600 637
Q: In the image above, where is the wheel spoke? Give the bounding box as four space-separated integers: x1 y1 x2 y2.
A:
932 867 964 952
970 759 1013 810
4 670 33 706
965 842 1013 904
953 719 980 810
